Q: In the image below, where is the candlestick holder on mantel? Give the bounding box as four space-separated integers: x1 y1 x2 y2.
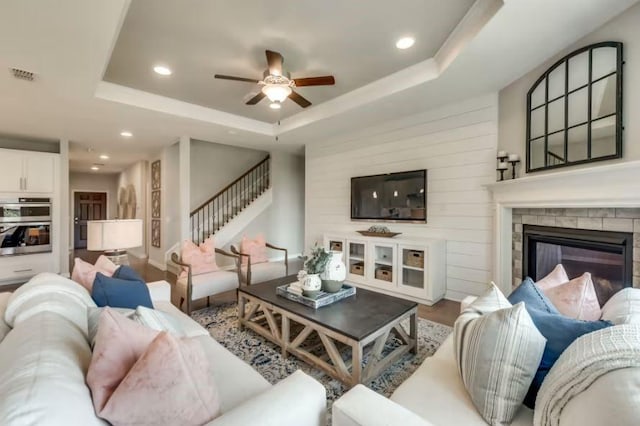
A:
496 151 520 181
496 151 509 181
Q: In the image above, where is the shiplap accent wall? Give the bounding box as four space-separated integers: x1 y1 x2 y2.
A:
305 94 498 301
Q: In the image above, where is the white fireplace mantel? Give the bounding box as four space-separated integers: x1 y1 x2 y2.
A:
485 160 640 295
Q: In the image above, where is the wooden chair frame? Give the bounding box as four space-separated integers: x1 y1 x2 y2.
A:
230 242 288 286
171 248 240 315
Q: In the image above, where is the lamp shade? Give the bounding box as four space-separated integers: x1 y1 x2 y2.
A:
261 84 292 102
87 219 143 251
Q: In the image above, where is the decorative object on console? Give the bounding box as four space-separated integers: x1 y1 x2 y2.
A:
526 42 623 172
357 225 401 238
87 219 143 266
508 153 521 179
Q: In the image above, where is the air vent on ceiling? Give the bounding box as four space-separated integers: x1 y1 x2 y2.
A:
10 68 35 81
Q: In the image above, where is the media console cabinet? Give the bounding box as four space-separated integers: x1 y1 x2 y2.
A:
323 233 446 306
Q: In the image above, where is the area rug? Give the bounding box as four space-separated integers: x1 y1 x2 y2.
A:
191 302 452 405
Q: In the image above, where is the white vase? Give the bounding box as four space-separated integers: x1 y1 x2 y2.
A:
302 273 322 296
320 251 347 293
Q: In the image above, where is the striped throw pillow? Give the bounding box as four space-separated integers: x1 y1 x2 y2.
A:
454 283 546 425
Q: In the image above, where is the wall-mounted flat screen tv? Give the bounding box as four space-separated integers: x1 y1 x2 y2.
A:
351 170 427 222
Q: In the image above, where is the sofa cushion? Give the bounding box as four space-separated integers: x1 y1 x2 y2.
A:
92 272 153 309
87 308 159 413
153 301 211 338
508 277 559 314
601 287 640 325
544 272 601 321
112 264 144 282
0 292 11 343
72 255 118 292
4 272 96 337
242 261 286 285
240 234 268 265
454 284 545 425
97 331 220 425
391 336 534 426
0 311 104 425
87 306 137 348
535 264 569 291
520 307 613 408
176 269 239 301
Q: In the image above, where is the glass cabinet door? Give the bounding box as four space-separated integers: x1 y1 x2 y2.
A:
398 246 427 297
346 240 366 282
370 242 396 287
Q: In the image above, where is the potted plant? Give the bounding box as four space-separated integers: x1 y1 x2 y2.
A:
301 245 331 297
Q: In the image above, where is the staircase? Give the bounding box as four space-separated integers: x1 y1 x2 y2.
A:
190 155 271 244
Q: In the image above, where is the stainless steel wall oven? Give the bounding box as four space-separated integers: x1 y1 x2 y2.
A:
0 198 52 256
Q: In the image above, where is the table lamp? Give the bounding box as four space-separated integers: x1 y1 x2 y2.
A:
87 219 143 265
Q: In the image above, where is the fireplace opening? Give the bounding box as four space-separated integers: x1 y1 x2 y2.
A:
523 225 633 306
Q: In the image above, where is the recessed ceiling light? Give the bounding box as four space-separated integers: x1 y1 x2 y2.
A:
396 36 415 50
91 166 99 171
153 65 172 76
120 131 133 138
99 154 110 160
269 101 282 110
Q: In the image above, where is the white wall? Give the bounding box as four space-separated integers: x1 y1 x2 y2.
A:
499 3 640 176
118 160 147 258
190 140 268 210
305 94 498 301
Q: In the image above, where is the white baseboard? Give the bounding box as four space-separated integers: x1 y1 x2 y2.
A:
148 258 166 271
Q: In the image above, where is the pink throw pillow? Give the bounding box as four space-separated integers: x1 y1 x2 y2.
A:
179 239 218 279
71 256 119 292
97 332 220 426
543 272 602 321
535 264 569 291
240 234 268 266
87 308 159 413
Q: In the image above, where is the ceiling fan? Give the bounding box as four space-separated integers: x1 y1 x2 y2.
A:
214 50 335 109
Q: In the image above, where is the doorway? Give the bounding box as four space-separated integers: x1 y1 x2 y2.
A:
74 192 107 249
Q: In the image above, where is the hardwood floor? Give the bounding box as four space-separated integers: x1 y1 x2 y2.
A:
71 250 460 326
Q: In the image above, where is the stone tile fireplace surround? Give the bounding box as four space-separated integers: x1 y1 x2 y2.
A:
512 207 640 290
487 161 640 297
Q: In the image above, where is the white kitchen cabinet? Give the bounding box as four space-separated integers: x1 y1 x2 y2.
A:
324 233 446 305
0 148 55 193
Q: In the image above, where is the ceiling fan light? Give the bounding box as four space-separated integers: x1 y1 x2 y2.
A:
269 101 282 110
262 84 292 102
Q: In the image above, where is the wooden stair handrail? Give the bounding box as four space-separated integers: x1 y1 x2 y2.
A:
191 155 270 216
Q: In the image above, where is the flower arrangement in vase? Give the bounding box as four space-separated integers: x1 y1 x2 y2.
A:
299 245 331 297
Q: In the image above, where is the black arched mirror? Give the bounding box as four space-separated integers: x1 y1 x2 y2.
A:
526 42 623 172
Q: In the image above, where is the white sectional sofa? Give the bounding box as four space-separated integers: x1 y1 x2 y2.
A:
0 274 326 426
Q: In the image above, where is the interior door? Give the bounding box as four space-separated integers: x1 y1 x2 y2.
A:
74 192 106 249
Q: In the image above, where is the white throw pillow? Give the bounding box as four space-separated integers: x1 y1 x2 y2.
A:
5 273 96 337
600 287 640 325
0 293 11 343
454 283 546 426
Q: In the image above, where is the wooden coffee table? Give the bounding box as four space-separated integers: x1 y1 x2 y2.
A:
238 275 418 387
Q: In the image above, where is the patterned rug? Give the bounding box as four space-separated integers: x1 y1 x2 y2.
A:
191 302 452 405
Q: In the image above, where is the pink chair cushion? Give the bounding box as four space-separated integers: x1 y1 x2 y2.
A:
179 238 219 279
240 234 268 265
535 264 569 291
87 308 159 413
97 332 220 425
543 272 602 321
71 255 119 292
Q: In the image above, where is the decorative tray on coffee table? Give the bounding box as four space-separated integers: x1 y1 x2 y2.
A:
276 283 356 309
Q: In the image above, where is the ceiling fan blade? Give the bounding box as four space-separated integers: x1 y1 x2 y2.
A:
289 90 312 108
214 74 260 83
245 92 266 105
265 50 283 76
293 76 335 87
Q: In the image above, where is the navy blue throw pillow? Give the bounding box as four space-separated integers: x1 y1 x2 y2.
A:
92 272 153 309
112 265 145 283
509 278 613 408
508 277 560 314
